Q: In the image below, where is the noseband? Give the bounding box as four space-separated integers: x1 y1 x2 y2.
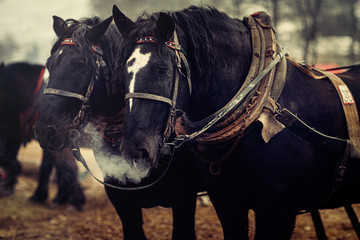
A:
126 31 192 148
43 38 106 131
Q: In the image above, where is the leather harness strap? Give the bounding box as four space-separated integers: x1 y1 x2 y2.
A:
275 59 360 205
185 12 286 144
43 88 85 101
125 92 173 106
312 67 360 159
285 56 360 160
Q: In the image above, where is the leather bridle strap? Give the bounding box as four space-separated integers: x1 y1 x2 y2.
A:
125 92 172 106
44 38 105 131
43 88 85 102
43 38 104 104
128 30 190 144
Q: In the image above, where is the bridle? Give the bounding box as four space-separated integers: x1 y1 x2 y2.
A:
125 31 192 153
43 38 106 132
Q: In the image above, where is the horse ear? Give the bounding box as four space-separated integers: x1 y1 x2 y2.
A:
156 12 175 41
112 5 135 36
53 16 68 37
85 16 113 45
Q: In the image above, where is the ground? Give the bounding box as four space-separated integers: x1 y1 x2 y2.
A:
0 141 359 240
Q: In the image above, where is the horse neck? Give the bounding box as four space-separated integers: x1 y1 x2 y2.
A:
89 72 123 119
184 20 252 122
14 64 43 111
89 52 124 119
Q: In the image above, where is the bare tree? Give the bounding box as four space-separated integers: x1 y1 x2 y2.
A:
349 0 358 60
0 35 19 63
294 0 323 63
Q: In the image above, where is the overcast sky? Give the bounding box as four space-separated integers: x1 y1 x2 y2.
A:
1 0 351 66
0 0 93 64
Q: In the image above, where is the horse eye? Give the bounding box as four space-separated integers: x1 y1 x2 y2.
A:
158 67 168 75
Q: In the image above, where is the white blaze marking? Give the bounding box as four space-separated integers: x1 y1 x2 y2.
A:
58 49 63 56
126 46 151 112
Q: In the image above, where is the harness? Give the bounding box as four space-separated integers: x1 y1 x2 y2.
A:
150 11 360 194
277 58 360 206
169 12 288 174
284 57 360 155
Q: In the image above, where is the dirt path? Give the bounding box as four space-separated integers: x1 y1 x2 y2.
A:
0 141 359 240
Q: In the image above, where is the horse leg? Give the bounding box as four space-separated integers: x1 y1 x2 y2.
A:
105 186 147 240
171 191 197 240
310 209 327 240
29 150 53 203
53 149 85 210
0 141 21 197
344 205 360 238
209 192 249 240
254 207 296 240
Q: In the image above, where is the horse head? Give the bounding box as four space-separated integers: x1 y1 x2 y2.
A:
113 5 191 176
113 5 255 181
34 15 115 151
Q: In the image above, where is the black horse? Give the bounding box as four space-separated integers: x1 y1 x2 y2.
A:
113 5 360 239
0 62 85 210
33 15 203 240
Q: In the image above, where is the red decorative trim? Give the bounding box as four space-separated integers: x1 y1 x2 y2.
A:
60 38 76 45
91 45 100 53
136 36 181 50
60 38 101 54
0 168 6 179
136 36 157 44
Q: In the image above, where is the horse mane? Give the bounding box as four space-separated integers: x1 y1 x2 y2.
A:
49 17 122 94
117 6 245 95
171 6 235 92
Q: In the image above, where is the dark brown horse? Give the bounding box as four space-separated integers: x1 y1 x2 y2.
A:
0 62 85 210
113 5 360 239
